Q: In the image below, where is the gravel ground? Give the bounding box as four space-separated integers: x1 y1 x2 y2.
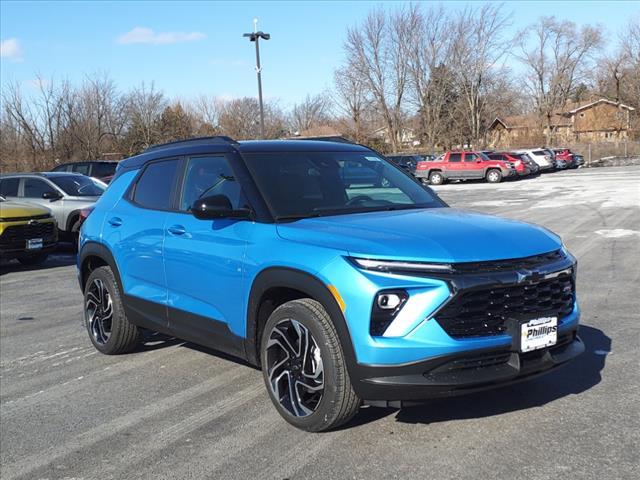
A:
1 166 639 480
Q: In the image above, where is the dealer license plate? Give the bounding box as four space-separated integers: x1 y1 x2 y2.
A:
520 316 557 353
26 238 43 250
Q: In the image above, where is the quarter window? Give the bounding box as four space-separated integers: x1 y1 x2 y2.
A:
132 159 179 210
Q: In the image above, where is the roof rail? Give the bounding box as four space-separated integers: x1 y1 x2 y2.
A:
144 136 238 152
289 135 355 144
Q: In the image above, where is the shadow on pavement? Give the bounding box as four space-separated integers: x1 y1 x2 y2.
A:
0 242 77 275
391 324 609 425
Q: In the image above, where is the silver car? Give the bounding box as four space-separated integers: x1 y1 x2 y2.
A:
0 172 105 244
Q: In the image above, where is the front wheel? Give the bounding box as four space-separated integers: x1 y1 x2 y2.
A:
260 299 361 432
486 169 502 183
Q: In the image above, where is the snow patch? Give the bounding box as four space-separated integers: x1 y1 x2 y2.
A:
594 229 640 238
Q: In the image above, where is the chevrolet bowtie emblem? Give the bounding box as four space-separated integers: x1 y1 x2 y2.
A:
516 270 542 283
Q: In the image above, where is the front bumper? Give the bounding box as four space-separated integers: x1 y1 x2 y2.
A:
353 329 584 403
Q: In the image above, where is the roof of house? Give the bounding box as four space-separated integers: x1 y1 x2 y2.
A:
563 98 636 114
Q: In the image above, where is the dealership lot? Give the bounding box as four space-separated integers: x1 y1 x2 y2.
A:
1 166 639 480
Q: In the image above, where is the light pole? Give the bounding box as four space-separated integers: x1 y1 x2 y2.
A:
244 19 270 139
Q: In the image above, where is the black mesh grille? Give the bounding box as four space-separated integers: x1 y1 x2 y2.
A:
0 222 56 248
452 250 565 274
436 273 574 338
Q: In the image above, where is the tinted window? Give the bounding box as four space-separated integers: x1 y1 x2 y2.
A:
243 152 444 219
0 178 19 196
49 175 105 196
23 178 57 198
133 160 179 210
449 153 462 162
92 163 117 178
488 154 504 160
72 164 91 175
180 156 242 211
52 164 70 172
464 153 478 162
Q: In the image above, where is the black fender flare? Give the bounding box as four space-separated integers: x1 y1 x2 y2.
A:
244 267 357 373
66 209 82 232
78 241 123 293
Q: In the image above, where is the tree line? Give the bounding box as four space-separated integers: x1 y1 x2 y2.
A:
1 3 639 172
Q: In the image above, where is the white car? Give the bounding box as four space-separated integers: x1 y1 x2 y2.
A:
515 149 554 171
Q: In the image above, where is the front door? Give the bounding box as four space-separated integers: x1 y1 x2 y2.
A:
462 153 483 179
163 155 250 355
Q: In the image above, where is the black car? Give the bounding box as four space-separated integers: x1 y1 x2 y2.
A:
385 155 423 173
52 161 118 183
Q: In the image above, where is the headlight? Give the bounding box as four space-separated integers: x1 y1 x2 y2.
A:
350 257 453 274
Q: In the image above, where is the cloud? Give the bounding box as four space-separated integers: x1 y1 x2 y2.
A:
1 38 23 61
117 27 206 45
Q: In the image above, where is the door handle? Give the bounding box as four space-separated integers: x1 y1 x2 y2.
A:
167 225 186 236
108 217 122 227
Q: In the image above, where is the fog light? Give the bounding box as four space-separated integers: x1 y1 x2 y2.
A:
377 293 402 309
370 290 409 336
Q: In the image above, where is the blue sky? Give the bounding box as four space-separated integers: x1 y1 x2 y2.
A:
1 1 638 108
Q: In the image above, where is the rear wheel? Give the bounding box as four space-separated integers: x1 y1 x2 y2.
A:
486 169 502 183
429 171 444 185
260 299 361 432
84 266 140 354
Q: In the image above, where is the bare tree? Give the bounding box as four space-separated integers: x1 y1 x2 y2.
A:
518 16 603 144
450 4 512 147
290 93 331 133
218 97 285 140
343 6 416 152
333 66 371 143
125 82 166 153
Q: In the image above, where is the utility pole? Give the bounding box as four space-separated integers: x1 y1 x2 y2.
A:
244 19 270 139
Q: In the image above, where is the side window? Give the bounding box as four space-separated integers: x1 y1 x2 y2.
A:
72 164 91 176
132 159 179 210
464 153 478 162
92 163 117 178
449 153 462 162
180 156 242 211
51 164 69 172
23 178 57 198
0 178 20 197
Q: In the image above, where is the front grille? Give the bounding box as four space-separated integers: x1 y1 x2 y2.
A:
452 250 565 274
0 221 56 248
436 273 575 338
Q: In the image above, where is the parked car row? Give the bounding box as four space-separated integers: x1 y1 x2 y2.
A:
404 147 582 185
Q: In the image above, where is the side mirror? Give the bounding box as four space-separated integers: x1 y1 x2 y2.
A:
476 159 482 164
43 191 62 201
191 195 251 220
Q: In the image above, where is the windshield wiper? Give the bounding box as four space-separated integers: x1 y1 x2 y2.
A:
275 213 324 222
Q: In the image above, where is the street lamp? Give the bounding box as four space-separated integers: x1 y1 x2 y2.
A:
244 19 270 139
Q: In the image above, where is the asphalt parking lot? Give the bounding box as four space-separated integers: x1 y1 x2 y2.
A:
1 166 639 480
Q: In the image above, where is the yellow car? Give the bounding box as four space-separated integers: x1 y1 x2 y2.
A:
0 195 58 265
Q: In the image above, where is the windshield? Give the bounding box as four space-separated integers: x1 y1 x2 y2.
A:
49 175 105 196
243 151 445 220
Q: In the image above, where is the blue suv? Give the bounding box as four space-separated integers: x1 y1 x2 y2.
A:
78 136 583 431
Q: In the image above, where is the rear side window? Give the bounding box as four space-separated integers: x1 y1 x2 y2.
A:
449 153 462 162
92 163 117 178
0 178 19 196
72 163 91 175
132 160 179 210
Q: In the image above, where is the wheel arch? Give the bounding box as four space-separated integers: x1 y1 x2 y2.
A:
244 267 357 371
78 241 123 293
66 209 82 232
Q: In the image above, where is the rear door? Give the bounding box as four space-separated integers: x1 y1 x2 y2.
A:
462 153 483 178
446 153 463 179
103 158 180 332
163 154 250 353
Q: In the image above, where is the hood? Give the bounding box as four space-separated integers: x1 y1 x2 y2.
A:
0 200 52 219
276 208 561 263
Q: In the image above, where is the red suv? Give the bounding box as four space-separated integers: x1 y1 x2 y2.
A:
487 152 532 176
415 151 516 185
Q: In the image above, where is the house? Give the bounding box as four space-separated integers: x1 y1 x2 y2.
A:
488 99 636 148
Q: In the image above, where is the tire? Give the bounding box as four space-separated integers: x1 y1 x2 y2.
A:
419 177 430 185
17 253 49 266
486 169 502 183
260 298 361 432
429 171 444 185
84 266 140 355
